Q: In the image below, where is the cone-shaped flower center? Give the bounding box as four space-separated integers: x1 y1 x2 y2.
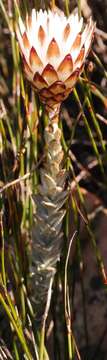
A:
16 8 95 111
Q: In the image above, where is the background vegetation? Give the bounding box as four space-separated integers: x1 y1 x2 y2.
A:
0 0 107 359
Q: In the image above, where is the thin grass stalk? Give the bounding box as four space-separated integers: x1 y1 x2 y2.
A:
64 179 74 358
20 283 26 325
71 169 107 286
73 88 104 176
10 308 22 360
9 18 23 154
80 270 89 349
70 164 84 205
0 0 11 31
71 196 89 349
0 290 32 360
0 197 6 288
86 224 107 278
69 157 107 291
2 0 20 72
59 120 68 153
39 324 45 360
0 120 25 303
85 96 106 153
51 0 55 9
6 191 27 325
0 119 6 143
0 154 45 195
51 273 62 360
40 278 53 360
13 0 20 18
71 194 107 355
21 94 38 231
59 131 85 208
3 116 17 156
21 128 30 228
65 0 69 17
90 84 107 107
69 118 79 149
64 233 77 360
65 287 73 360
92 50 107 80
80 76 106 153
39 278 53 360
77 0 81 18
13 341 20 360
11 30 19 69
27 315 40 360
76 234 89 348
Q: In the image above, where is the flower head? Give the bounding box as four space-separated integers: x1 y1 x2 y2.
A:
16 9 95 111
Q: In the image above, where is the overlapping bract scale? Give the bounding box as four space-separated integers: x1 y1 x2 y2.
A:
16 9 95 110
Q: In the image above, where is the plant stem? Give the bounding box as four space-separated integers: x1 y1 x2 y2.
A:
39 278 53 360
65 0 69 16
0 197 6 288
77 0 81 18
0 292 32 360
